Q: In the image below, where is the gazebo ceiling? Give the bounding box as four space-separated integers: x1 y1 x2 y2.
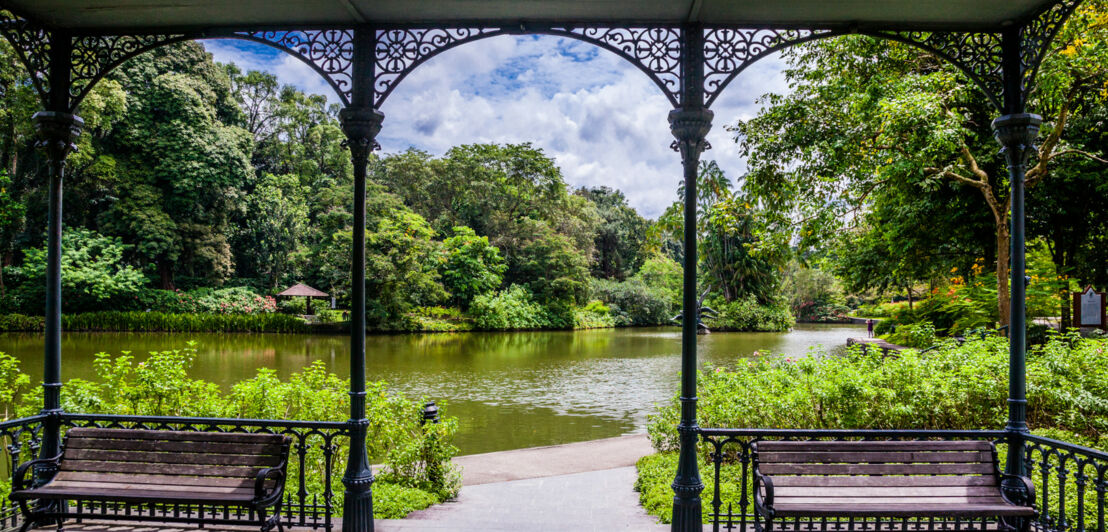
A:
7 0 1056 32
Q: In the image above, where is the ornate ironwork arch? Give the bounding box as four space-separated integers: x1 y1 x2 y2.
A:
372 25 682 108
67 29 354 111
0 10 51 104
0 14 355 111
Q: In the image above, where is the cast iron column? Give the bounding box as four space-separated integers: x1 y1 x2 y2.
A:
669 24 711 532
340 27 384 532
34 31 82 479
994 27 1039 485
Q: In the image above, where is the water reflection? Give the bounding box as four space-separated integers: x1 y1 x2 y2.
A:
0 324 861 454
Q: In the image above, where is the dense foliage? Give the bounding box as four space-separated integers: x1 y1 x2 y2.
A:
0 347 459 518
639 333 1108 522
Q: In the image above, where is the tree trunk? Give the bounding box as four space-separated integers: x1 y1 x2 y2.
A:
158 260 176 291
996 223 1010 329
1060 286 1071 330
907 286 914 310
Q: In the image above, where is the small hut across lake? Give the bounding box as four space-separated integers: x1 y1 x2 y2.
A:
278 283 329 315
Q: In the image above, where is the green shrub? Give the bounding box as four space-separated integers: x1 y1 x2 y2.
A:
704 296 794 332
0 313 44 332
63 311 307 333
406 306 474 332
8 347 461 517
885 320 938 348
139 286 278 314
469 285 551 330
647 333 1108 453
590 278 673 326
371 482 439 519
573 300 616 329
635 452 742 525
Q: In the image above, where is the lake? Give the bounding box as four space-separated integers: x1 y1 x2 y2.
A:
0 324 861 454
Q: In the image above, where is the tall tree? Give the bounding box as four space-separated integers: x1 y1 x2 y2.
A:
733 4 1108 326
576 186 648 281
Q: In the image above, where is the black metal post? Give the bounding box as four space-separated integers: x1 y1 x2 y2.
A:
994 27 1039 484
340 26 384 532
669 24 712 532
33 30 82 479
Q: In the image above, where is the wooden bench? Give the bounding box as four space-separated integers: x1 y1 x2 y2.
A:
752 440 1035 532
10 427 292 532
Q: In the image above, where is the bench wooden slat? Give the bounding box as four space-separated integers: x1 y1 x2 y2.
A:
11 486 256 504
769 476 998 487
758 451 993 464
60 459 263 478
67 427 286 445
66 448 283 467
756 441 993 452
54 471 256 488
773 486 1004 497
759 462 995 476
773 496 1012 504
50 480 256 496
771 503 1036 518
66 437 286 456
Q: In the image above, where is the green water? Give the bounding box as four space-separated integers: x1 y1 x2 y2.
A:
0 324 861 455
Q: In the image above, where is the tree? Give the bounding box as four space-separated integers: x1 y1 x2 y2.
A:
657 161 787 304
233 173 309 289
733 8 1108 326
98 43 253 289
14 228 146 313
440 226 506 309
576 186 648 281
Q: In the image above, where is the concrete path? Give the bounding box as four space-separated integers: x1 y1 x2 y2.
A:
453 434 653 485
375 466 667 531
375 434 666 531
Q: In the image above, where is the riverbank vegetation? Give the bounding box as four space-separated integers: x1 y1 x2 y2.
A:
0 346 458 518
0 41 795 333
636 332 1108 522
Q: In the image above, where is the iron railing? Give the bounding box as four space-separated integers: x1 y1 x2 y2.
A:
1025 434 1108 532
0 413 348 532
699 428 1012 532
0 416 45 532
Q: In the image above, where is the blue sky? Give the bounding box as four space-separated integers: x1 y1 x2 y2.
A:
202 36 789 219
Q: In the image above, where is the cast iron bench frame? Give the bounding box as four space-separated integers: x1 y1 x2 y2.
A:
9 427 292 532
752 440 1036 532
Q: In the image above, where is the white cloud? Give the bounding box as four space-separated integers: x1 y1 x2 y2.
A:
203 36 791 219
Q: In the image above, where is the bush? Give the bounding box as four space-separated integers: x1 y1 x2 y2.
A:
795 301 851 323
139 286 278 314
590 278 673 326
61 311 307 333
407 306 474 332
469 285 551 330
573 300 616 329
885 320 939 348
647 333 1108 453
704 296 794 332
7 347 461 517
0 313 44 332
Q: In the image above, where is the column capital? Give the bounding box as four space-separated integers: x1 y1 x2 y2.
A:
992 113 1041 168
668 108 713 162
340 106 384 152
33 111 84 158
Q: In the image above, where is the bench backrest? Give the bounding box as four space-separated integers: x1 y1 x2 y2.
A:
755 440 999 483
58 427 290 481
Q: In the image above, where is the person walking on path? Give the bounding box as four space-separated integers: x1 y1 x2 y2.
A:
866 319 875 338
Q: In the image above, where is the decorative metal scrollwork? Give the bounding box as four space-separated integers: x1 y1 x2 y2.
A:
239 29 355 105
0 10 50 104
559 26 682 107
878 30 1004 109
373 25 683 108
702 28 833 107
374 27 500 106
1020 0 1083 99
70 33 182 105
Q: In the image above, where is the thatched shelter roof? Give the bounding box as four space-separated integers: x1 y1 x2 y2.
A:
277 283 329 298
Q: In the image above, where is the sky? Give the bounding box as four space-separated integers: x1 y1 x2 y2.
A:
203 36 790 219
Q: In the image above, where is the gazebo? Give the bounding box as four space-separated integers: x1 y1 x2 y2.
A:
0 1 1097 531
278 283 330 316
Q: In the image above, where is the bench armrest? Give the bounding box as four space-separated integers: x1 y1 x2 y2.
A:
1000 473 1036 509
13 454 63 492
254 465 287 506
753 471 775 518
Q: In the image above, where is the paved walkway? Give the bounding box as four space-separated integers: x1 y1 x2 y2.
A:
376 434 667 531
